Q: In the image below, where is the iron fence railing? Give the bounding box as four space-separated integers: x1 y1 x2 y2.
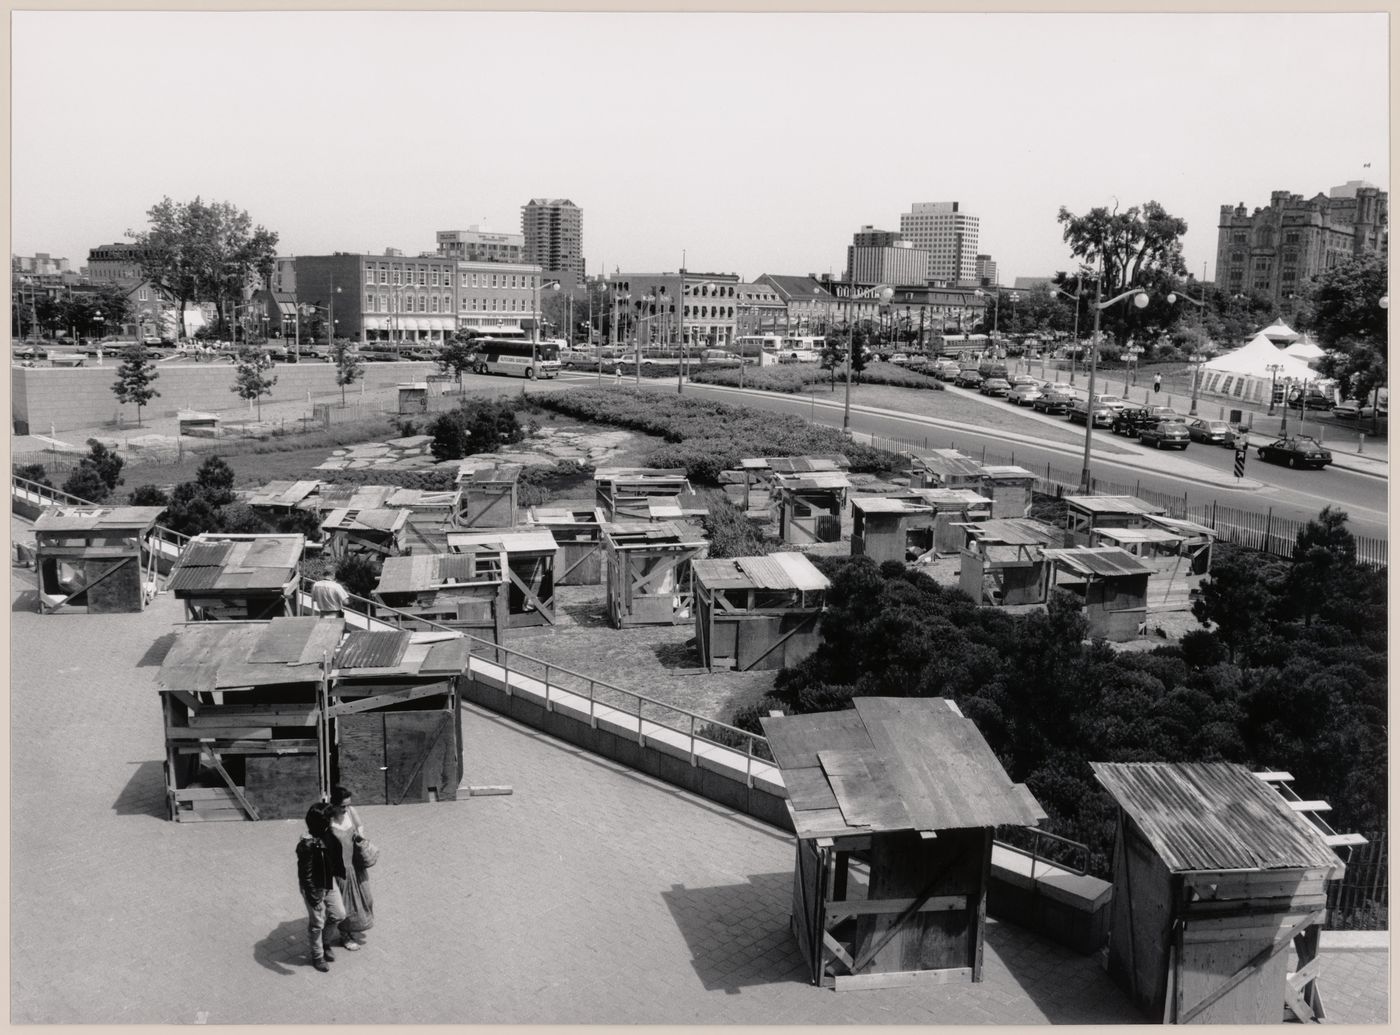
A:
1326 831 1388 931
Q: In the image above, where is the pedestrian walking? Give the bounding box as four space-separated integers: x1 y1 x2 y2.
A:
310 575 350 616
329 786 373 948
1153 373 1162 394
296 802 346 973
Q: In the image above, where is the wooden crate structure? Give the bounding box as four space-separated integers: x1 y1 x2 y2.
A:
741 455 851 514
850 496 936 564
761 697 1046 990
447 528 559 627
1145 515 1218 576
372 549 508 645
168 533 305 621
157 617 345 821
907 449 986 491
526 506 606 585
594 467 694 522
1089 527 1199 611
957 518 1060 606
692 552 830 671
773 470 851 545
1063 494 1167 546
397 382 429 414
1042 546 1154 641
901 488 995 555
32 505 164 614
321 507 409 564
1091 762 1349 1024
602 521 709 627
457 463 522 529
329 629 470 805
240 479 322 517
977 464 1035 519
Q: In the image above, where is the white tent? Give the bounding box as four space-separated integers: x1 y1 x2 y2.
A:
1258 320 1300 344
1198 333 1327 407
1283 339 1326 364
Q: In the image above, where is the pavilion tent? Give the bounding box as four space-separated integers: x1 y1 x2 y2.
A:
1283 338 1327 366
1258 320 1301 344
1197 333 1325 407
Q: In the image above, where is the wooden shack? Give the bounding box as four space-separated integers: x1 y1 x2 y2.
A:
1042 546 1154 641
636 490 710 524
240 479 321 517
741 455 851 513
1063 494 1167 546
978 464 1036 519
850 495 936 564
901 488 995 555
1088 527 1197 611
692 552 830 671
1145 515 1218 576
371 549 508 645
315 483 397 513
397 382 429 414
602 520 708 627
321 507 409 563
907 449 986 491
1091 762 1349 1023
157 616 345 821
958 518 1060 606
457 463 522 529
594 467 694 522
447 529 559 627
385 486 461 531
760 697 1046 990
329 629 470 805
177 410 220 438
526 506 606 585
773 469 852 545
32 505 164 614
168 533 305 620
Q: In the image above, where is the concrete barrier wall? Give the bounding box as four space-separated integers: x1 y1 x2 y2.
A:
12 361 438 433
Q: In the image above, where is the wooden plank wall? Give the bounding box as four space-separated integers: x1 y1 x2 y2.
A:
244 755 320 820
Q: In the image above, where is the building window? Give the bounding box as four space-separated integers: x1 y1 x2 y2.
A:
391 269 401 285
1230 251 1245 264
1220 376 1234 395
471 273 478 288
444 272 452 287
1232 232 1246 244
378 269 388 285
366 293 375 310
365 268 374 285
431 271 439 286
1286 232 1300 245
416 270 425 286
491 274 498 288
490 299 497 311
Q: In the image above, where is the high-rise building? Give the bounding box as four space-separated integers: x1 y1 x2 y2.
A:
1215 185 1388 301
522 199 584 279
436 227 526 264
899 202 980 285
975 255 998 286
844 225 929 286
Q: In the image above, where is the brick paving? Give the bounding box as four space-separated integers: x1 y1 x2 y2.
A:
7 563 1390 1024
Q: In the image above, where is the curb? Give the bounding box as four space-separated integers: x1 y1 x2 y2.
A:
1320 930 1390 952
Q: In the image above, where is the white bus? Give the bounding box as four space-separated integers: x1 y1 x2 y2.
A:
780 336 824 362
470 338 562 379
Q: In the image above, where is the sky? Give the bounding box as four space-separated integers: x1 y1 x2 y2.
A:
10 10 1390 286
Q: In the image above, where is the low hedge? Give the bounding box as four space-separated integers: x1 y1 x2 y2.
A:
689 361 945 394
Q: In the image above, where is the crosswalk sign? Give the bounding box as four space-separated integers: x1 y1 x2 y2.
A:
1233 448 1247 478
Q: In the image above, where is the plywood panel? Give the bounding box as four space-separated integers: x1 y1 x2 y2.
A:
736 616 781 670
337 713 388 805
244 753 320 821
385 711 459 804
87 557 143 613
1177 931 1289 1023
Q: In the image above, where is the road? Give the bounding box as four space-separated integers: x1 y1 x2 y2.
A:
555 373 1389 541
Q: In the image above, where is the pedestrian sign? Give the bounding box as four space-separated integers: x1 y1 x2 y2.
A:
1233 448 1247 479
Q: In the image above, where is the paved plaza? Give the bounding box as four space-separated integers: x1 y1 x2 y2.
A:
7 561 1390 1024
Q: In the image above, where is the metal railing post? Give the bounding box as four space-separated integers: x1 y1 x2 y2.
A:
588 679 597 728
544 663 552 711
689 714 697 766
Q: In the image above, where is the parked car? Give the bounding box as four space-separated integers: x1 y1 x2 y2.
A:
888 353 911 365
358 349 399 362
1185 417 1234 445
11 344 48 360
1289 388 1334 411
1007 383 1043 406
1138 421 1191 450
954 369 985 389
1032 388 1074 414
401 348 437 362
1094 394 1129 414
1147 406 1186 423
932 359 962 381
1067 398 1115 427
1008 374 1039 388
1257 435 1332 469
979 377 1012 397
1110 407 1155 437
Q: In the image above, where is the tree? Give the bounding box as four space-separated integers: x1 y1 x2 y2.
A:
819 333 845 390
231 345 277 419
332 340 364 407
15 463 51 488
129 485 169 506
62 465 111 503
335 554 380 601
111 344 161 425
436 336 477 388
80 439 125 491
428 399 524 462
1191 547 1282 663
1288 506 1357 627
1307 256 1388 413
127 196 278 339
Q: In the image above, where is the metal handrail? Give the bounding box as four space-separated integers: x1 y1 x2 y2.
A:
996 826 1092 879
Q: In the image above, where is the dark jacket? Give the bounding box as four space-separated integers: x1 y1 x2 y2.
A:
297 833 346 894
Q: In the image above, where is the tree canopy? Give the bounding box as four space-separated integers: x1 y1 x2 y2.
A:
1307 255 1388 407
111 344 161 425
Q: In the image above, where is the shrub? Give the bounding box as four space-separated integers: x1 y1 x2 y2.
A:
129 485 169 506
700 493 773 558
217 503 273 533
429 399 525 461
62 465 111 503
319 467 457 491
14 463 51 488
335 553 381 600
689 361 945 394
275 508 325 540
82 439 125 490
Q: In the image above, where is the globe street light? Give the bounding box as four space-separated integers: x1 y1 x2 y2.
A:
1049 274 1090 384
1265 361 1284 417
1187 351 1208 418
843 284 894 432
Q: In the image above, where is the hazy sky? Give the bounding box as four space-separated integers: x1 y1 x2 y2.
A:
11 11 1389 285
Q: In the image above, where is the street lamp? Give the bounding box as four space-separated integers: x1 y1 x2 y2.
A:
1166 287 1209 415
1265 362 1284 416
842 284 894 431
1187 351 1207 418
1079 272 1150 491
1049 275 1090 384
1122 344 1144 395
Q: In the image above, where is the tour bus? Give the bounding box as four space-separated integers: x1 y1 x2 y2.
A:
733 334 783 359
779 336 824 362
470 337 562 379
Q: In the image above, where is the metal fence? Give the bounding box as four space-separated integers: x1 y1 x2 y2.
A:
1326 832 1388 931
869 432 1387 570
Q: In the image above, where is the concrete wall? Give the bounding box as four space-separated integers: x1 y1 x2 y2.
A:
12 360 438 433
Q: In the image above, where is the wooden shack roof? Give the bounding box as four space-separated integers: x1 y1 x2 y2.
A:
526 506 605 527
904 488 994 509
316 484 398 511
385 487 461 510
758 454 852 474
772 471 852 491
177 410 219 423
1091 527 1186 545
693 552 830 592
761 697 1046 840
909 450 984 478
333 628 472 679
980 464 1036 480
241 479 321 509
851 495 933 515
602 521 707 547
398 382 429 391
33 505 164 533
375 551 505 595
1063 494 1167 517
1041 546 1155 578
1146 515 1220 539
167 534 305 593
321 508 410 534
641 491 710 521
1091 762 1344 876
964 518 1061 546
457 462 523 486
446 528 559 555
157 616 345 692
594 466 691 485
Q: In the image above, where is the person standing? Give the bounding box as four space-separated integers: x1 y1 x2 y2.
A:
296 802 346 973
330 786 373 947
310 576 350 616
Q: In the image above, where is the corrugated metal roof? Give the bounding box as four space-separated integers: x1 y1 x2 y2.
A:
1042 546 1155 578
178 541 235 570
905 488 994 510
322 508 409 532
594 467 689 482
911 451 984 478
1064 494 1167 517
602 521 708 547
169 534 304 593
966 518 1060 546
165 565 226 591
335 630 411 670
769 551 829 592
773 471 851 490
374 554 436 595
766 455 851 474
34 505 164 532
526 507 602 527
157 617 342 692
1092 762 1344 875
459 462 523 485
244 480 321 508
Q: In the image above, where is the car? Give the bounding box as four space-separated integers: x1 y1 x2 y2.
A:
142 335 164 346
1258 436 1332 469
401 348 437 362
1138 420 1191 449
931 360 962 381
11 344 48 360
1147 406 1185 423
979 377 1012 397
1110 407 1155 437
1094 394 1129 414
1289 389 1334 411
1185 417 1234 445
1332 400 1362 420
1007 384 1043 406
888 353 911 365
358 349 399 362
1032 388 1074 414
1067 398 1115 427
954 369 985 389
1008 373 1039 388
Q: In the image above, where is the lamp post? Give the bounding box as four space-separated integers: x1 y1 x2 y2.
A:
1187 351 1207 417
1166 286 1209 414
677 267 688 395
634 293 654 385
842 283 894 432
1265 362 1284 416
1373 295 1389 436
1049 275 1089 384
1122 344 1144 396
1079 272 1150 491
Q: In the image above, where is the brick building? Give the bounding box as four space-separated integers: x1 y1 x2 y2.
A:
295 252 460 343
436 227 526 264
455 260 544 336
735 281 788 336
609 271 740 347
753 275 838 335
1215 183 1388 301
